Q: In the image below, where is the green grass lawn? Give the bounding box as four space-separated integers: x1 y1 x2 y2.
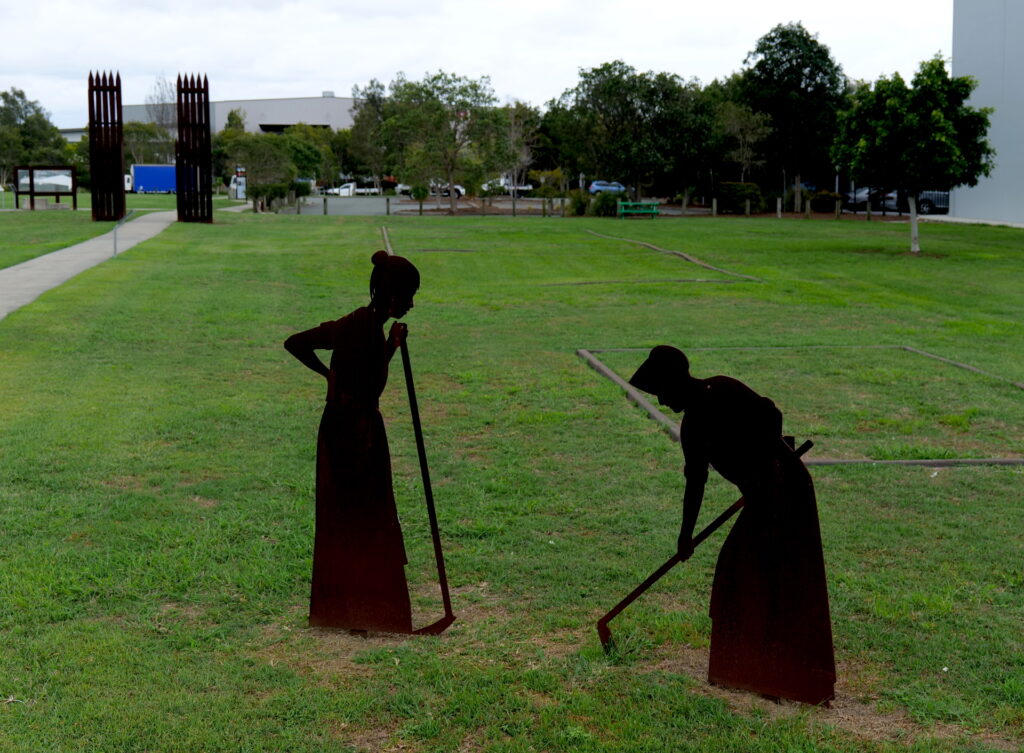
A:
0 213 1021 752
0 211 116 270
0 193 244 270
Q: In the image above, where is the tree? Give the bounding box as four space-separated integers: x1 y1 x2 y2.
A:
228 132 296 212
739 23 848 209
350 79 394 192
145 76 177 134
545 62 714 200
123 121 173 166
384 71 504 213
499 101 540 196
284 123 334 181
833 56 994 253
0 88 67 186
718 101 772 182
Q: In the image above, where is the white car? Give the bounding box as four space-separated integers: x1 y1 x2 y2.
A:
397 182 464 198
483 177 533 195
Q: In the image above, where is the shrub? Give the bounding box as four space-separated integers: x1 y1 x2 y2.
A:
588 190 619 217
810 190 843 213
568 190 590 216
717 182 764 214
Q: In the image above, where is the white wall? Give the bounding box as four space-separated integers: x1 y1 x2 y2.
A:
950 0 1024 223
122 94 357 133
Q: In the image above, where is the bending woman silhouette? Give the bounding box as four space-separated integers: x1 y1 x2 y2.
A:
284 251 420 632
630 345 835 705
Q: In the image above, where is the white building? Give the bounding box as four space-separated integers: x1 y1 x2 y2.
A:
950 0 1024 224
121 91 357 133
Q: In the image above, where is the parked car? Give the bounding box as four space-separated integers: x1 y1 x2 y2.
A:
482 176 533 195
843 188 949 214
396 182 464 198
844 188 896 211
588 180 626 195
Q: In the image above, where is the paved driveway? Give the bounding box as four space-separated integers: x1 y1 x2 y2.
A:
297 197 393 216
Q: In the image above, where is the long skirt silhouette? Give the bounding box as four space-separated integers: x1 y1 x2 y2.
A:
296 307 412 632
708 448 835 704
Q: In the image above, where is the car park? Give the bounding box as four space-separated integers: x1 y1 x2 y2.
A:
588 180 626 194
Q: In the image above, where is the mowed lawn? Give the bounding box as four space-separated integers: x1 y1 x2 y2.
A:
0 212 1021 752
0 194 244 270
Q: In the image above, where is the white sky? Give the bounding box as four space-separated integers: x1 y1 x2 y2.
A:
2 0 952 129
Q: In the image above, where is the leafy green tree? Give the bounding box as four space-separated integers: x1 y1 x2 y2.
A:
0 88 67 186
212 109 250 189
718 101 772 182
498 101 540 195
350 79 394 192
739 22 848 209
384 71 505 212
283 123 333 180
228 132 296 212
224 108 246 133
833 56 994 253
123 121 173 167
545 62 714 200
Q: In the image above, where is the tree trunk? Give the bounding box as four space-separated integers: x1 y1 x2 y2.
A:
908 195 920 254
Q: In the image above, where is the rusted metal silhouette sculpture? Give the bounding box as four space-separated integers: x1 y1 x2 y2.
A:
87 71 126 222
602 345 835 705
175 74 213 223
284 251 454 634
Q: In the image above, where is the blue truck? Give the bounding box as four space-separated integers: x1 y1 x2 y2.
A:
127 164 176 193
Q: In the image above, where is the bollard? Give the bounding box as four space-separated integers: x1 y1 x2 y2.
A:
835 199 842 220
745 199 750 216
512 194 517 218
712 198 717 217
776 197 782 219
323 196 328 216
387 196 391 216
561 197 566 217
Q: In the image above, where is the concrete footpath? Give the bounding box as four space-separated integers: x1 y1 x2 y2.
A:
0 211 176 321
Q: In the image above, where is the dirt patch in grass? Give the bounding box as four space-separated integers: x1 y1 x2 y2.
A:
646 645 1020 750
330 720 403 752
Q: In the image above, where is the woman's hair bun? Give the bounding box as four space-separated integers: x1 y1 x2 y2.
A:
371 250 390 266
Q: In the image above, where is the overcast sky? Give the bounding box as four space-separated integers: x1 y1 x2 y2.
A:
3 0 952 129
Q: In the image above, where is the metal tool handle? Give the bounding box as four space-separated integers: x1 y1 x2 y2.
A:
400 338 455 632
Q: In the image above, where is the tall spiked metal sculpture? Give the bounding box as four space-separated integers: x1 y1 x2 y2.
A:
87 71 126 222
176 74 213 223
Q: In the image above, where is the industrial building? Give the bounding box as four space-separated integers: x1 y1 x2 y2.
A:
950 0 1024 224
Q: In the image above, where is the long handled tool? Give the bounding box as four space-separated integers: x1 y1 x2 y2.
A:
400 338 456 635
596 440 813 652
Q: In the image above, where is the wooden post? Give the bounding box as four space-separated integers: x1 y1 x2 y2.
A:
776 197 782 218
712 198 717 217
745 199 750 216
835 199 842 220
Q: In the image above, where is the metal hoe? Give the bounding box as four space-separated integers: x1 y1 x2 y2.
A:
597 440 813 651
400 338 456 635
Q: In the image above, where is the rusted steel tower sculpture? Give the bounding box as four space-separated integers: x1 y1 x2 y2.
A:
176 74 213 223
87 72 126 222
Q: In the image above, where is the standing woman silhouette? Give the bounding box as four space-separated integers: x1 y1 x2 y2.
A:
285 251 420 632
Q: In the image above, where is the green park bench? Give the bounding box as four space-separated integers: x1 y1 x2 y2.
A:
617 200 659 219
